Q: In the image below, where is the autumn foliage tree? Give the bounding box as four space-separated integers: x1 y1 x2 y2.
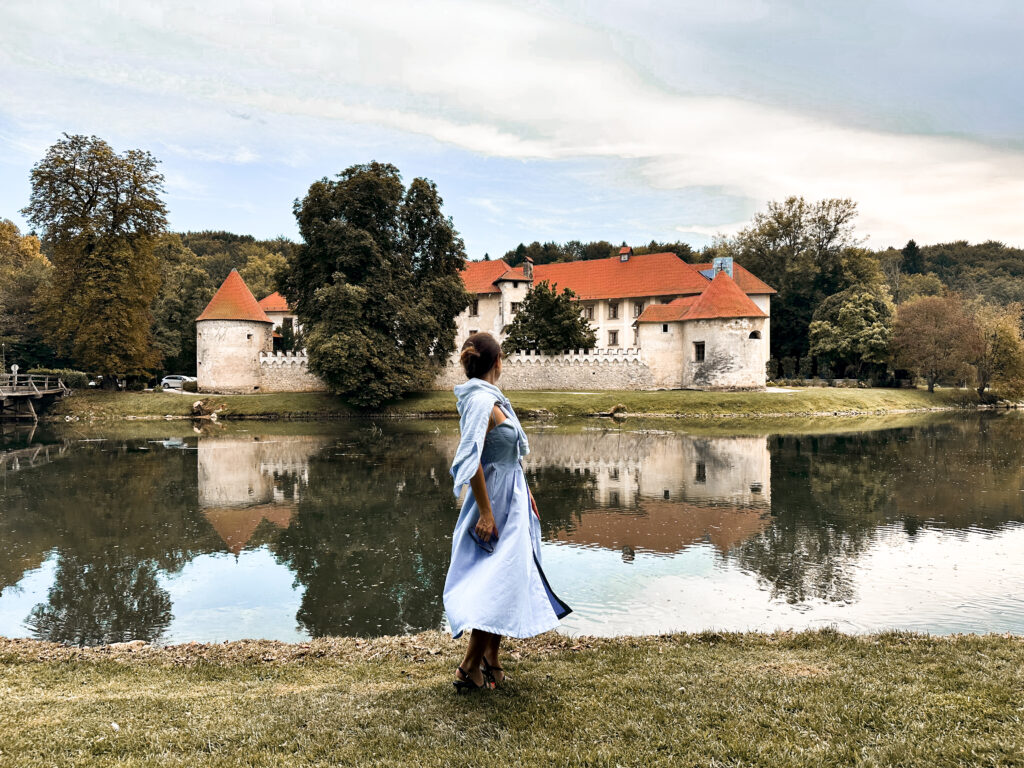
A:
966 301 1024 399
284 162 469 407
891 295 974 392
500 280 597 355
21 134 167 380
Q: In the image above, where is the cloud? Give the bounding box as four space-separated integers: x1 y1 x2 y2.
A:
1 0 1022 245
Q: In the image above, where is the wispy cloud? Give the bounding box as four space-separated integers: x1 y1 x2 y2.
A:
1 0 1022 246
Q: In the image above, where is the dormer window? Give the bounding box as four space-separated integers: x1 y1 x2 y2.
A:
619 245 632 262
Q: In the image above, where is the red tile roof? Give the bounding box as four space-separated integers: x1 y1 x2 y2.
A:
633 296 698 323
459 252 776 303
691 263 777 294
258 291 291 313
496 267 529 281
637 271 767 322
197 269 273 323
461 259 510 294
533 252 710 300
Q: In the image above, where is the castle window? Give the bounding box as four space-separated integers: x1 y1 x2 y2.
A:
633 301 644 318
470 300 479 316
662 324 669 333
694 341 705 362
695 462 706 483
511 302 521 315
584 305 594 321
608 330 619 346
749 330 762 339
246 333 253 340
608 302 619 320
468 329 478 337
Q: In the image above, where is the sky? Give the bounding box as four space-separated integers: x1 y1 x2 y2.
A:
1 0 1022 257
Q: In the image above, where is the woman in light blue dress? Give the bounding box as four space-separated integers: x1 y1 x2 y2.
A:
444 332 572 693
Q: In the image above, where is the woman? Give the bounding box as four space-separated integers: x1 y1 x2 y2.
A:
444 332 572 692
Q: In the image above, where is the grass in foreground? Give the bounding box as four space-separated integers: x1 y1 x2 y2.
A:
49 386 980 422
1 630 1022 767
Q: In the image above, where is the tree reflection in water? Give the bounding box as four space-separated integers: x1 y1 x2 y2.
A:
26 554 171 645
270 427 459 637
729 415 1024 604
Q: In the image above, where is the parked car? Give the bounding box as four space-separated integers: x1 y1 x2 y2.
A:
160 375 197 389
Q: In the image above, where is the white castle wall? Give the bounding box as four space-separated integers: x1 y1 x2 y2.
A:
258 351 328 393
434 348 656 390
197 319 273 394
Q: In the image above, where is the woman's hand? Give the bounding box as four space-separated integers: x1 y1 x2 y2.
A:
529 491 540 520
475 511 499 543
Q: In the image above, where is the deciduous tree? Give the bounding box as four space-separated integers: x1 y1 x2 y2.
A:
21 134 167 379
0 219 57 367
727 196 862 359
500 280 597 354
808 285 894 377
285 163 469 407
891 295 974 392
966 301 1024 399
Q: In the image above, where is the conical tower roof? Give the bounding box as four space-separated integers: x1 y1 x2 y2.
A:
197 269 273 323
684 270 767 320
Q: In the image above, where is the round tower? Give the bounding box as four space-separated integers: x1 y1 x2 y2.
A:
195 269 274 393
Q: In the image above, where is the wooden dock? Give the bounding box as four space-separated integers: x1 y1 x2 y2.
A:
0 374 71 422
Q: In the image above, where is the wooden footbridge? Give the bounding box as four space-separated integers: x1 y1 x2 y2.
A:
0 374 71 422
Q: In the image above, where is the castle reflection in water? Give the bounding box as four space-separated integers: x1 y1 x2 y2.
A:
521 430 771 558
193 428 773 560
197 435 332 555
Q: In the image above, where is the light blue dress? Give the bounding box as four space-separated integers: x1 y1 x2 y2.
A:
444 378 571 639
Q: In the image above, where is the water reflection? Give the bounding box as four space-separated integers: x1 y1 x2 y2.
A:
198 435 329 555
522 431 771 558
2 414 1024 643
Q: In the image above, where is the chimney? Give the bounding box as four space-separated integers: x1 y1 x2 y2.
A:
619 245 632 262
712 255 734 278
523 256 534 279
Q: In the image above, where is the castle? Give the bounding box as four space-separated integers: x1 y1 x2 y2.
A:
194 248 773 393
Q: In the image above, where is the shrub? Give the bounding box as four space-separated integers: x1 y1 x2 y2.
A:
766 358 779 379
798 356 813 378
183 380 198 393
781 356 797 378
26 367 90 389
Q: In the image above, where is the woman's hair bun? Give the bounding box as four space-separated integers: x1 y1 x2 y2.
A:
460 332 501 379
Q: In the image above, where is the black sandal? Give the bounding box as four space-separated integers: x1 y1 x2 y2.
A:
453 666 489 694
481 657 508 686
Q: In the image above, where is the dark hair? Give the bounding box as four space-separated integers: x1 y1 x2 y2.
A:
460 332 501 379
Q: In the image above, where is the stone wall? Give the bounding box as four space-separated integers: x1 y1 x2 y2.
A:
258 352 328 393
434 348 656 390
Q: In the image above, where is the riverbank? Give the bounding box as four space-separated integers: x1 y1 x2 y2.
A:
46 387 981 422
2 630 1021 767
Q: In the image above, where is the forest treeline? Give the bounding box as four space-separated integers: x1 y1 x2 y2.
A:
2 135 1023 399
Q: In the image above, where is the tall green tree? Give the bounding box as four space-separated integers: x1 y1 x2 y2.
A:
808 285 894 377
21 134 167 379
901 239 924 274
284 163 469 407
727 196 861 360
150 234 216 375
500 280 597 354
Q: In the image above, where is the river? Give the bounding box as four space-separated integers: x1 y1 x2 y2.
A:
1 413 1023 645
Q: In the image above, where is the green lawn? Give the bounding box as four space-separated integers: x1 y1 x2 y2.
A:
48 386 980 422
1 630 1021 767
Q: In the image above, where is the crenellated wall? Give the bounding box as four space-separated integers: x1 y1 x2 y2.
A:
258 351 328 393
434 348 657 390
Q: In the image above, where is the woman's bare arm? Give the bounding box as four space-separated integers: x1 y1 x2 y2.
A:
470 464 498 542
470 404 505 542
